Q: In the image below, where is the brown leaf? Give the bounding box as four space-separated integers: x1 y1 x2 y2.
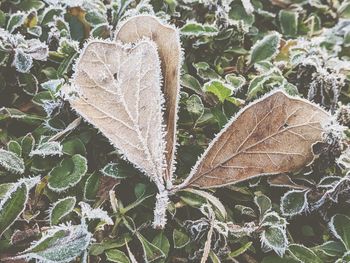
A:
63 39 166 187
181 91 329 189
116 15 181 182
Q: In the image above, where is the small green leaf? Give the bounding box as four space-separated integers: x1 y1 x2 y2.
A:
173 229 190 249
21 133 35 157
137 233 165 262
186 94 204 121
329 214 350 250
261 226 288 256
50 196 76 226
203 80 233 103
229 241 253 258
106 249 130 263
279 10 298 37
249 32 281 64
7 140 22 157
100 162 127 179
84 172 100 201
254 194 272 216
62 138 86 156
0 183 14 199
48 154 88 192
181 74 202 95
7 12 25 33
152 231 170 258
181 22 218 36
288 244 322 263
281 190 308 216
0 182 28 237
313 241 346 257
0 149 25 174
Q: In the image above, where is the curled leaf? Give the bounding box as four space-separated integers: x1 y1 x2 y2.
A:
181 90 329 189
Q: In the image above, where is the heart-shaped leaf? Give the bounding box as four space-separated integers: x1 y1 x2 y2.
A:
63 39 166 187
116 15 181 182
182 90 329 188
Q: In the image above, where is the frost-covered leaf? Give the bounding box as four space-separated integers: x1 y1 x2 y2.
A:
0 183 13 199
255 194 272 216
249 32 281 64
229 241 253 258
48 154 87 192
0 148 25 174
186 94 204 122
16 223 92 263
279 10 298 37
26 39 49 61
182 90 329 188
180 188 227 219
116 15 181 182
281 190 308 216
0 182 28 237
329 214 350 250
106 249 130 263
79 202 113 225
180 22 218 36
30 140 63 157
7 11 25 33
173 229 190 249
41 79 63 92
137 232 165 262
14 48 33 73
49 196 76 226
313 241 346 258
63 39 166 188
7 140 22 157
288 244 322 263
261 226 288 256
100 162 127 179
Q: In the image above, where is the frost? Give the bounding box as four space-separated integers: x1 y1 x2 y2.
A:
153 190 169 229
16 223 92 263
79 202 113 225
41 79 64 92
0 149 25 174
30 140 63 157
13 48 33 73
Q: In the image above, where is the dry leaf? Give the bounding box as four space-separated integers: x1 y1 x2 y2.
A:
180 90 329 189
63 39 166 189
116 15 181 182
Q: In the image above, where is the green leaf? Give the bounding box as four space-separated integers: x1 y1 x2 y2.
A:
7 12 25 33
181 22 218 36
281 190 308 216
261 226 288 256
203 80 233 103
50 196 76 226
48 154 88 192
0 149 25 174
137 233 165 262
288 244 322 263
173 229 190 248
279 10 298 37
339 2 350 18
62 138 86 156
7 140 22 157
186 94 204 121
21 133 35 157
181 74 203 95
30 140 63 157
254 194 272 216
329 214 350 250
100 162 127 179
225 74 246 90
17 0 45 11
249 32 281 64
229 241 253 258
106 249 130 263
152 231 170 258
17 224 92 263
90 234 132 256
313 241 346 258
180 188 227 219
84 172 100 201
0 182 28 237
